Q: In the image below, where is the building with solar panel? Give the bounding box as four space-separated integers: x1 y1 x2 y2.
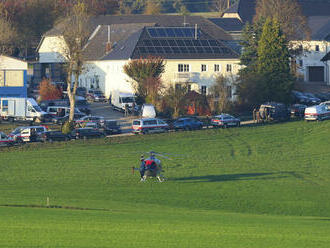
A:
37 15 242 99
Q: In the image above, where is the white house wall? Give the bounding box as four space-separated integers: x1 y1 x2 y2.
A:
293 40 330 84
38 36 68 63
79 60 134 98
80 58 241 100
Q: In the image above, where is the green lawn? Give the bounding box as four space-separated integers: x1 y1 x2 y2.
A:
1 121 330 247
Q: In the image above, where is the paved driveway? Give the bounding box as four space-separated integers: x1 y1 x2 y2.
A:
89 102 135 133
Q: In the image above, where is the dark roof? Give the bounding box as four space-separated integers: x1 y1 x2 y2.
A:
208 18 243 32
223 0 330 24
44 15 235 60
47 15 232 41
102 26 240 60
101 29 143 60
308 16 330 40
83 23 154 60
321 52 330 62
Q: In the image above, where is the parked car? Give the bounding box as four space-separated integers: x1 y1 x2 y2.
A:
172 117 203 130
87 89 106 102
69 128 105 139
258 102 290 121
75 115 105 127
39 99 69 112
292 90 310 104
76 87 87 97
41 131 70 142
75 96 91 115
132 118 169 134
211 114 240 128
0 131 14 147
103 120 121 135
290 104 307 117
304 104 330 121
52 113 86 124
303 93 321 105
9 125 48 142
314 92 330 102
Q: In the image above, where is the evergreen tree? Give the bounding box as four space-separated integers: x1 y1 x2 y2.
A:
257 18 294 103
237 18 294 107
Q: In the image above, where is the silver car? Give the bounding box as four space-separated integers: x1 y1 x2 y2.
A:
211 114 240 128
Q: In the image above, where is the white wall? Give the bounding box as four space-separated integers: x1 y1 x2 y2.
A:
38 36 67 63
0 56 27 70
293 40 330 84
80 58 241 100
79 60 134 98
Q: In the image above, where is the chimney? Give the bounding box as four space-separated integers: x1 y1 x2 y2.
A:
105 25 112 53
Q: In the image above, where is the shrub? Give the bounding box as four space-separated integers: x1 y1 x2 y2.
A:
61 121 75 134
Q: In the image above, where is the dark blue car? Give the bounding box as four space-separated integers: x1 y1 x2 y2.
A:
172 118 203 131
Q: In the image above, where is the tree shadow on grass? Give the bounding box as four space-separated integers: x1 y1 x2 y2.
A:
173 172 294 183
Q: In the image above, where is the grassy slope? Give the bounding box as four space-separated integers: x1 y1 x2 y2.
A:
1 121 330 247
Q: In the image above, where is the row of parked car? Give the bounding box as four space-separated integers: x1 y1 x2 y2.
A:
292 90 330 106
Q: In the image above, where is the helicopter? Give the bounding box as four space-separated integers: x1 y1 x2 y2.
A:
132 151 185 182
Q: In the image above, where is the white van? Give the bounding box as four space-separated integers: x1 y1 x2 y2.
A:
9 126 48 142
111 91 135 111
0 97 47 122
304 104 330 121
132 118 169 134
47 106 83 117
141 104 156 118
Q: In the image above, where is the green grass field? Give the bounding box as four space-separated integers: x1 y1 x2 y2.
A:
1 121 330 247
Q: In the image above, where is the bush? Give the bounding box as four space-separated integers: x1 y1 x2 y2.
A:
61 121 75 134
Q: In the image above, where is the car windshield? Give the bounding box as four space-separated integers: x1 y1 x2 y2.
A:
33 105 42 112
94 91 103 95
121 97 134 103
76 100 88 105
11 128 23 134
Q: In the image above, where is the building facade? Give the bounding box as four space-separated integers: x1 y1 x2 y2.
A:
0 55 28 98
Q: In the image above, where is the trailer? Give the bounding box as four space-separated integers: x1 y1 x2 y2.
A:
0 97 47 122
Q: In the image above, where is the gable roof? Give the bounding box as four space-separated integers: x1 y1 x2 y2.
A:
321 51 330 61
308 16 330 40
43 14 235 61
208 18 243 32
83 23 154 60
102 26 240 61
223 0 330 24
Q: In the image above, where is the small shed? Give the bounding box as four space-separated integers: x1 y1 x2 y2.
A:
0 55 28 98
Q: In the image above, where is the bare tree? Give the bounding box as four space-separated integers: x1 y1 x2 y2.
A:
213 0 231 15
61 0 90 122
0 8 17 55
209 75 231 114
254 0 310 41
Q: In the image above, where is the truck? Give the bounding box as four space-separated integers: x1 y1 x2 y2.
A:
111 91 136 112
0 97 47 123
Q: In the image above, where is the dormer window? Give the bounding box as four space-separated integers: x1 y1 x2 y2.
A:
315 45 320 52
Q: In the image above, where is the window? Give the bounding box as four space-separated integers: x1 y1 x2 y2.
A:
201 86 207 95
201 64 207 72
315 45 320 52
178 64 190 72
0 70 4 86
226 64 232 72
214 64 220 72
1 100 8 112
299 60 303 67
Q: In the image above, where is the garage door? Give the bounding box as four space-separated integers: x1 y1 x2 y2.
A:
308 66 324 82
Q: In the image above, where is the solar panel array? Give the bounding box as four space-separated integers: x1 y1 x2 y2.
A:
147 27 200 38
136 38 232 55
